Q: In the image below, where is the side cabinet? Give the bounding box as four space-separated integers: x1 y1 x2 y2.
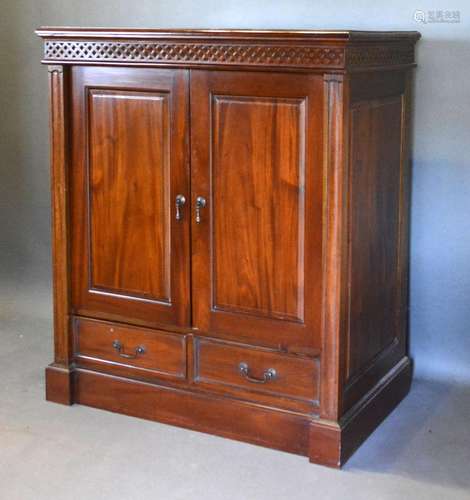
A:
37 28 420 468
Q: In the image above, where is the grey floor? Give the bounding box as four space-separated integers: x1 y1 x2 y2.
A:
1 279 469 500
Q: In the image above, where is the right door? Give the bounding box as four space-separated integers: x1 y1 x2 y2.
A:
191 70 323 353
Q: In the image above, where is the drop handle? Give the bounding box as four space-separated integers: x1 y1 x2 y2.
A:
195 196 207 224
175 194 186 221
239 362 277 384
112 340 146 359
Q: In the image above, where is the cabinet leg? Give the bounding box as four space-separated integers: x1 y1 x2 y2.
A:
309 357 412 467
45 364 75 405
309 421 342 468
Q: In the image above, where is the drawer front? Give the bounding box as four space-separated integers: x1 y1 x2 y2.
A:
75 318 186 379
195 339 319 402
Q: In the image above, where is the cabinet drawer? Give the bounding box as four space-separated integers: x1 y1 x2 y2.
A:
75 318 186 379
195 339 319 402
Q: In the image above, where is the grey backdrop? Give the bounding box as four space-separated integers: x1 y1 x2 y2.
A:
1 1 468 383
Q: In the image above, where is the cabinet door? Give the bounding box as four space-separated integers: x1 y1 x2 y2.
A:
190 71 323 352
71 67 190 328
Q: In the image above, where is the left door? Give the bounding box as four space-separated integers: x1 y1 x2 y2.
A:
70 67 190 329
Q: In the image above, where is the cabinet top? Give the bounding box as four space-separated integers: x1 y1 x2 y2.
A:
36 27 420 72
36 27 421 42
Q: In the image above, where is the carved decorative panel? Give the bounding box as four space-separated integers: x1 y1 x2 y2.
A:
42 40 417 70
347 44 415 67
43 40 345 68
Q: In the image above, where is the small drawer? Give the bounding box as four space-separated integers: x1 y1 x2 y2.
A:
195 339 319 402
75 318 186 379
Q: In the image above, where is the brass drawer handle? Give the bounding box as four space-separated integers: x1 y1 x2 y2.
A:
239 362 277 384
112 340 146 359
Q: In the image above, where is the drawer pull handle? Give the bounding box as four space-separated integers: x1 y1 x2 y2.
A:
112 340 146 359
239 362 277 384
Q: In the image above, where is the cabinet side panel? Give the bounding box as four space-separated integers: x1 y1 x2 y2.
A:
348 97 402 377
343 70 410 412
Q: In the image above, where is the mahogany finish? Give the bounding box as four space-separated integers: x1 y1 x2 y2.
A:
38 28 420 467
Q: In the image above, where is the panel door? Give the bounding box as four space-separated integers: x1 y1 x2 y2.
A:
71 67 190 328
190 71 323 352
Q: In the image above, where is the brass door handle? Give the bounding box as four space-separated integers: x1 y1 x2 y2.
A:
239 362 277 384
175 194 186 221
112 340 146 359
195 196 207 224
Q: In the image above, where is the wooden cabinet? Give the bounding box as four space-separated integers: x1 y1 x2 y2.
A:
37 27 420 467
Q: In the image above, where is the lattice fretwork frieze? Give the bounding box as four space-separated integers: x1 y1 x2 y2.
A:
44 40 345 68
43 39 416 70
346 44 415 67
